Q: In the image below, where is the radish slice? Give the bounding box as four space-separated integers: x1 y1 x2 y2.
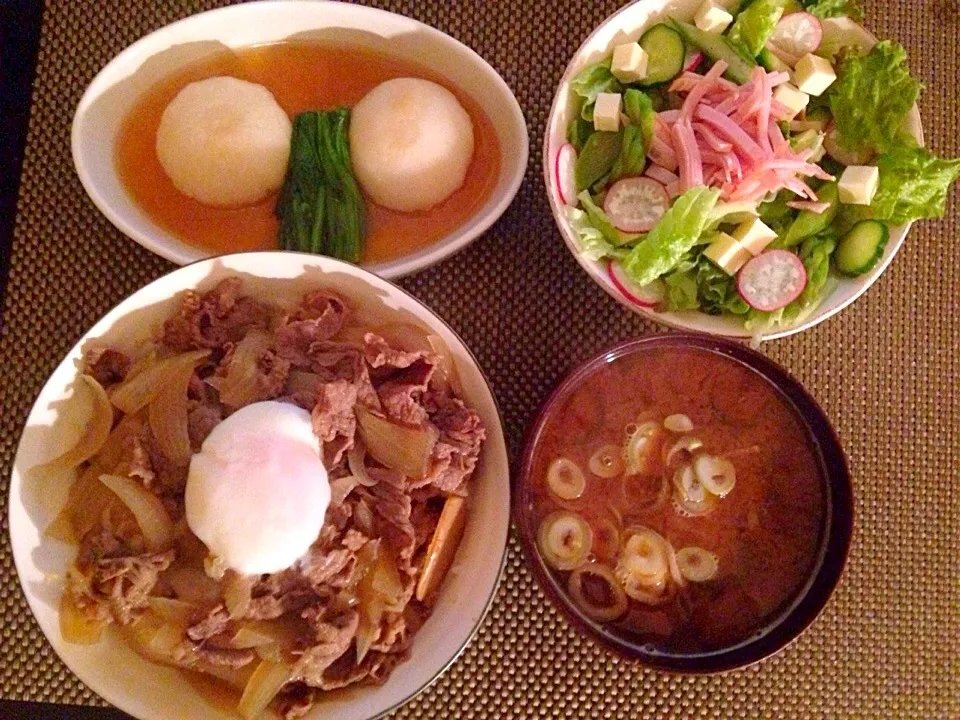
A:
555 143 578 206
608 261 665 308
603 177 670 233
683 50 704 73
768 13 823 64
736 249 808 312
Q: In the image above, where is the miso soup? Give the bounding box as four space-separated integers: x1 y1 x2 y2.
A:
528 346 826 654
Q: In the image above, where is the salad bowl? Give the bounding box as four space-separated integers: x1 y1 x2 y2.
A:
544 0 927 340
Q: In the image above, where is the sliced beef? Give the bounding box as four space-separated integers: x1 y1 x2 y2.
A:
298 547 355 587
246 572 319 621
363 333 432 370
83 347 131 387
318 649 406 691
376 360 435 426
275 292 347 368
366 472 416 568
275 684 315 720
312 379 358 466
187 402 222 449
162 278 270 351
186 604 230 642
80 540 176 625
180 644 256 669
419 394 485 495
295 609 360 687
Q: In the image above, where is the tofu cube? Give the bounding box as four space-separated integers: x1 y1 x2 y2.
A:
611 42 649 83
704 232 752 275
593 92 622 132
772 83 810 119
838 165 880 205
733 217 778 256
794 54 837 96
694 0 733 33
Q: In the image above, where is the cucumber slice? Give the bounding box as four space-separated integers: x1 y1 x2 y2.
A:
758 47 791 73
668 19 756 84
638 24 686 86
575 131 622 191
835 220 889 276
779 182 839 247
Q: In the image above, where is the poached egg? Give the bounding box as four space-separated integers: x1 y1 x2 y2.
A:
185 401 330 575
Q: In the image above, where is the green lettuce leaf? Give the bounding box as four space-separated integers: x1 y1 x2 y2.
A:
800 0 863 21
696 257 750 315
610 90 656 182
829 41 922 154
663 260 701 312
570 61 623 121
566 206 626 262
622 187 721 286
871 145 960 224
578 190 623 246
728 0 787 58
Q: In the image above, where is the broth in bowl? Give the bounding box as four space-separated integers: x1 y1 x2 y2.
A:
518 337 845 667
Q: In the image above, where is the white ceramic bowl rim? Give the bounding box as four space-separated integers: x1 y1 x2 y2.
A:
72 0 529 279
542 0 922 340
9 250 510 720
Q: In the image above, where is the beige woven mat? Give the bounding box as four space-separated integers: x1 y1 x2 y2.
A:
1 0 958 717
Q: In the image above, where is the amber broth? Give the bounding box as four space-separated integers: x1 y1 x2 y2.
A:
115 42 501 263
530 348 826 654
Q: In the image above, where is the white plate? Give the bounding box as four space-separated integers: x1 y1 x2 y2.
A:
543 0 921 340
72 0 529 279
8 252 511 720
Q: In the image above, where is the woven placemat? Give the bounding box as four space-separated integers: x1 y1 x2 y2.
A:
1 0 958 717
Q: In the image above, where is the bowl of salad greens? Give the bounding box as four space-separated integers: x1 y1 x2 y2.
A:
544 0 960 340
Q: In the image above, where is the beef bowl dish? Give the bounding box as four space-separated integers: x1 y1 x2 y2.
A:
9 253 509 720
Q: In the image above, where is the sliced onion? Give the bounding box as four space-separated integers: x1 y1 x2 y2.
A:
329 475 361 506
231 619 301 649
148 352 209 466
60 590 106 644
37 375 113 471
665 539 685 588
356 406 438 479
672 463 708 504
224 572 257 618
353 498 375 536
110 350 209 415
588 445 624 479
663 436 704 467
663 414 694 433
98 474 174 550
164 566 222 607
238 659 296 720
616 528 669 581
622 421 661 475
568 563 628 621
547 457 586 499
427 334 465 398
693 454 737 497
348 439 378 487
218 330 273 411
676 547 719 582
537 511 593 571
147 597 195 628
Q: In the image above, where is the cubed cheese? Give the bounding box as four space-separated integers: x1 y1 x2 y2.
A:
593 92 622 132
794 54 837 96
694 0 733 33
611 42 649 83
837 165 880 205
733 218 778 256
772 83 810 119
704 232 752 275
